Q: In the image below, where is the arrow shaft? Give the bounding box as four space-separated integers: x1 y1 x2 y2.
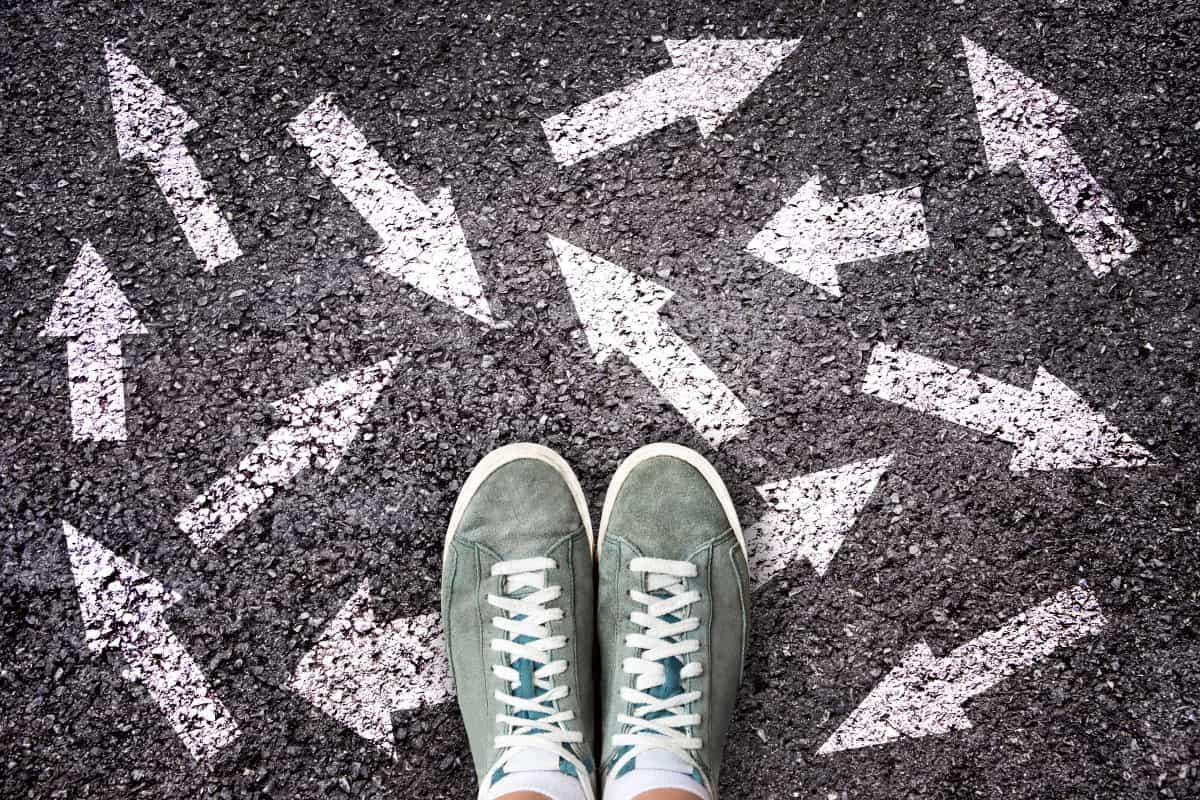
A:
175 427 314 549
1017 135 1138 276
862 345 1032 445
65 336 127 442
622 325 751 447
542 66 694 166
141 139 242 271
813 188 929 266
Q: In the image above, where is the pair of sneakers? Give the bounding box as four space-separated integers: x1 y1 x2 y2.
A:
442 443 750 800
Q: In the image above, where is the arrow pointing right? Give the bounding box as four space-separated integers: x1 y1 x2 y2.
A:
747 174 929 297
818 585 1107 754
288 580 451 755
548 235 751 447
175 356 397 549
861 343 1150 472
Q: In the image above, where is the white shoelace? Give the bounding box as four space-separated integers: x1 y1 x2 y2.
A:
488 557 591 800
610 557 704 781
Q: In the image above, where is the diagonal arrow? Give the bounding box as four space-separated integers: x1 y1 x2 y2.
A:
548 235 751 447
64 521 241 763
818 585 1107 754
40 242 148 442
288 94 495 325
542 37 800 166
861 343 1150 472
747 455 893 581
747 174 928 297
288 579 451 755
962 37 1138 277
175 356 397 549
105 42 242 271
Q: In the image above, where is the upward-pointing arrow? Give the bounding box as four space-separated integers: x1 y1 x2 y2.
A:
40 242 147 442
105 42 242 270
175 356 398 549
549 235 751 447
962 37 1138 276
542 37 800 166
288 94 495 325
64 522 241 762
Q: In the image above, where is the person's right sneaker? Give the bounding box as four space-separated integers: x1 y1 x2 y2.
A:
596 443 749 800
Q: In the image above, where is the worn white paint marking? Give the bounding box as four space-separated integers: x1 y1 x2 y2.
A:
962 37 1138 276
40 242 147 442
818 585 1106 754
288 94 495 325
549 236 751 446
176 356 397 549
862 343 1150 472
64 521 240 762
748 455 893 581
747 174 928 297
105 43 241 270
289 579 451 755
542 38 800 166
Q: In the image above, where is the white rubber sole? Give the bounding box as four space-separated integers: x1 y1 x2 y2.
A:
597 442 746 559
444 442 594 562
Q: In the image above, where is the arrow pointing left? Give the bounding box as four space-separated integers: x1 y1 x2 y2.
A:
175 356 397 549
288 580 452 755
105 43 242 270
64 521 241 762
40 242 147 442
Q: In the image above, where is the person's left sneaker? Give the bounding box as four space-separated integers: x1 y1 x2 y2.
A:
442 443 596 800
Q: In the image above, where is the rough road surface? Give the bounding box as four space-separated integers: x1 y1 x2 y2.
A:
2 1 1198 798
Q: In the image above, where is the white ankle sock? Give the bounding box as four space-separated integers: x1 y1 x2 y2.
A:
485 747 590 800
603 750 710 800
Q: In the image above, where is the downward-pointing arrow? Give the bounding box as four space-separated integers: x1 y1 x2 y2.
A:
861 343 1150 472
64 522 240 762
962 37 1138 276
818 585 1107 754
105 42 242 270
175 357 397 549
288 580 451 755
542 37 800 166
288 94 495 325
747 174 929 297
748 455 893 581
40 242 147 442
549 235 751 446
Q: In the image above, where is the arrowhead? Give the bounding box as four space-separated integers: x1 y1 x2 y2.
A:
664 38 801 137
41 242 147 339
270 356 398 472
962 37 1081 170
105 41 197 160
368 186 496 326
63 521 175 649
748 454 892 581
548 235 673 363
1009 368 1151 472
746 175 844 296
288 580 451 755
817 641 972 754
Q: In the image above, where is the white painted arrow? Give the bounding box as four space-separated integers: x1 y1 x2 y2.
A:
818 585 1106 754
747 174 928 297
105 42 242 270
862 343 1149 472
288 94 495 325
962 37 1138 276
549 236 751 446
542 37 800 166
40 242 147 442
288 579 451 755
64 521 240 762
175 357 397 549
748 455 892 581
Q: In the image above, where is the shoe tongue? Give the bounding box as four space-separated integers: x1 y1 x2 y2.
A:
634 749 693 774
